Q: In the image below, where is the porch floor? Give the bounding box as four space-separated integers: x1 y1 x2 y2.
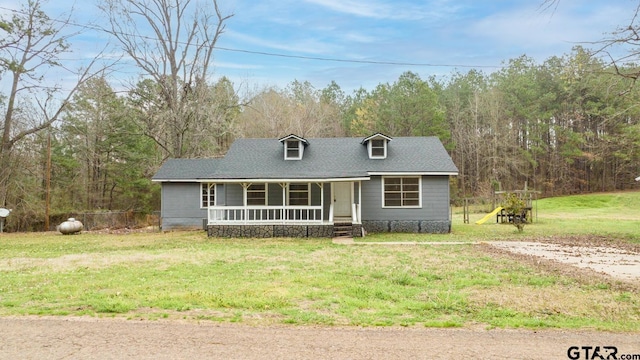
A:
333 216 352 223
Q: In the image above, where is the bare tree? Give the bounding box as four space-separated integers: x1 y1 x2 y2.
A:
538 0 560 14
541 0 640 86
0 0 103 206
597 3 640 82
239 81 346 139
101 0 233 158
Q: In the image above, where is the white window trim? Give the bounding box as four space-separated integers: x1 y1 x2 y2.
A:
287 183 311 206
246 183 268 205
368 138 387 159
200 183 216 208
284 140 304 160
381 176 422 208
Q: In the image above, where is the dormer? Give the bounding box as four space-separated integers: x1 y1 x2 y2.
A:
278 134 309 160
361 133 392 159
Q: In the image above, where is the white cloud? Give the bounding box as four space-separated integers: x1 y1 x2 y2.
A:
225 30 339 55
342 32 377 44
468 3 627 50
302 0 452 21
303 0 392 19
213 61 263 70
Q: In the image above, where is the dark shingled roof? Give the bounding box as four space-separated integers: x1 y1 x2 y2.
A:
152 136 458 181
152 158 221 181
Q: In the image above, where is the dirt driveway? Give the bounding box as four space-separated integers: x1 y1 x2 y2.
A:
489 241 640 281
1 316 639 360
338 235 640 290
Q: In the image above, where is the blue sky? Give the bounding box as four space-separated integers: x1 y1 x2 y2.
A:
0 0 634 94
212 0 630 92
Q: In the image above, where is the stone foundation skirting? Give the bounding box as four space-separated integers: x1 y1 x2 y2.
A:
361 220 451 234
351 224 363 238
207 221 446 238
208 224 334 238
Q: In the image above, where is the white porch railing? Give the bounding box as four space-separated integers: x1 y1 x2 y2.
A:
208 206 324 225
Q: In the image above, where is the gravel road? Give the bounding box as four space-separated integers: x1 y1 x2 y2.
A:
1 317 639 359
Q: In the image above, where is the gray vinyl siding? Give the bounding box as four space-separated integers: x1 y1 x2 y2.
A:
222 182 325 207
360 175 451 221
216 184 226 206
161 182 207 230
310 183 322 205
225 184 244 206
161 176 450 230
323 183 331 221
354 182 360 204
267 183 282 205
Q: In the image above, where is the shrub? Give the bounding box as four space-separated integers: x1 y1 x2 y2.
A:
503 193 526 232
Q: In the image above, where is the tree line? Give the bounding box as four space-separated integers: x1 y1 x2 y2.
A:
2 0 639 230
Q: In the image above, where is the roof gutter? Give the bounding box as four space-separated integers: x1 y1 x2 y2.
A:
367 171 459 176
152 177 371 183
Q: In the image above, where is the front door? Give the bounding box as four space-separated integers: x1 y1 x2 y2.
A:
333 182 352 218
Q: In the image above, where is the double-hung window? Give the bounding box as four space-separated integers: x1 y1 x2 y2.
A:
247 183 267 205
285 140 302 160
370 139 386 158
288 183 310 206
383 177 421 208
201 183 215 208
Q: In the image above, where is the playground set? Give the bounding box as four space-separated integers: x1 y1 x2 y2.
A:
463 187 538 225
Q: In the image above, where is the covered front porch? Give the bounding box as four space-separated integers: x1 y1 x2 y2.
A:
207 181 362 225
206 180 364 238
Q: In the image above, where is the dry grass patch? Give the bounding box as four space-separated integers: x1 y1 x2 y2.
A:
469 285 638 322
0 252 195 272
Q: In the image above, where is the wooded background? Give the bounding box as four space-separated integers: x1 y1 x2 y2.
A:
2 0 640 231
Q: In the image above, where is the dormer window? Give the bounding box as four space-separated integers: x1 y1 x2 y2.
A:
370 139 385 157
362 133 392 159
279 134 309 160
286 140 301 159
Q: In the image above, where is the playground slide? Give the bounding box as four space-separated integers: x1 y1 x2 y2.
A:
475 206 503 225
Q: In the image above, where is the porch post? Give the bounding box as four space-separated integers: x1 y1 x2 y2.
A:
329 182 334 223
350 182 355 223
319 182 324 223
358 180 362 224
280 183 287 224
242 183 250 224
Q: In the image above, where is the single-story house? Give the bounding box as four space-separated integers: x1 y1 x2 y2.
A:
152 133 458 237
